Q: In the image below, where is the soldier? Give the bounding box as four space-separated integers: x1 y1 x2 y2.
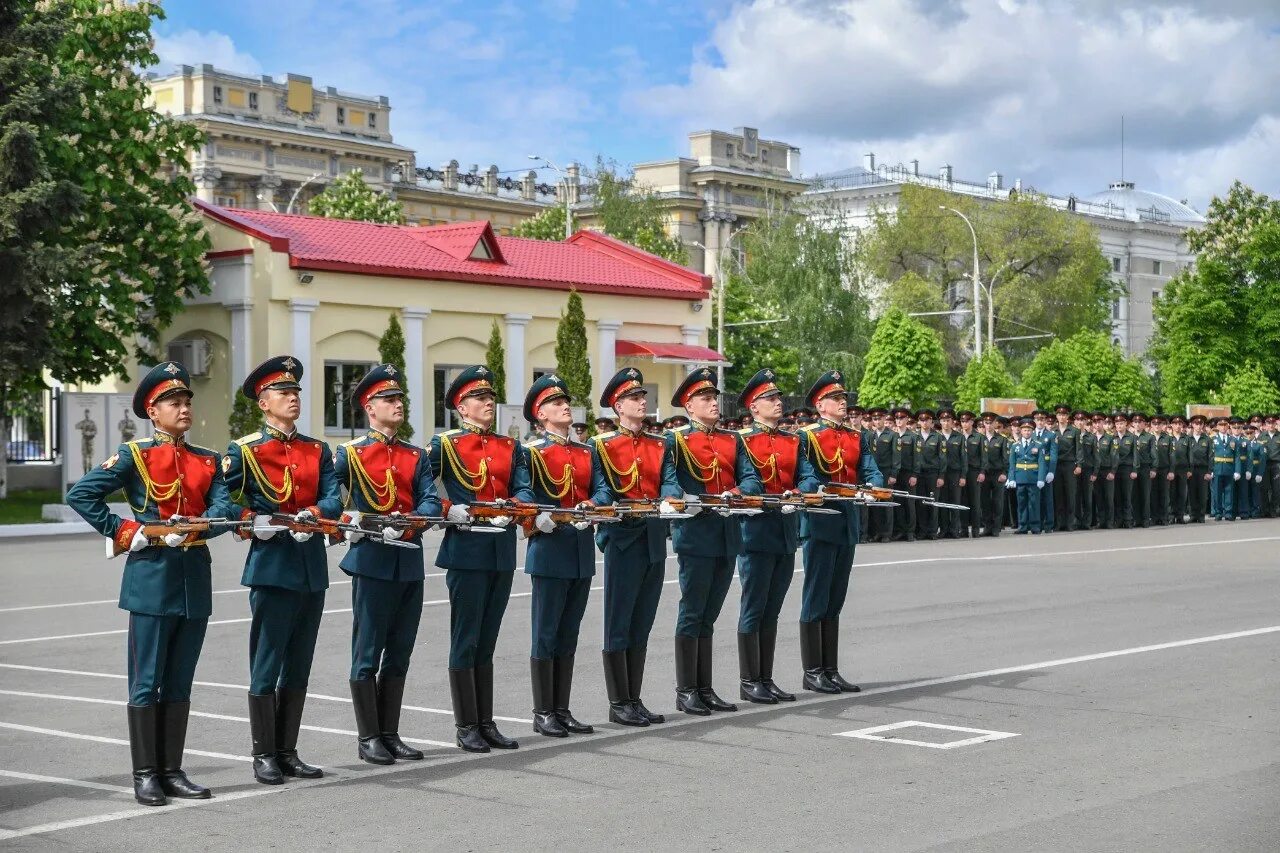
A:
935 410 966 538
1031 410 1058 532
334 365 442 763
1230 418 1249 520
1246 423 1267 519
67 362 234 806
224 356 341 784
849 405 872 543
1007 417 1047 534
797 371 884 693
1186 415 1211 522
590 368 682 727
1075 411 1097 530
735 369 819 703
429 365 532 752
915 410 943 540
1151 414 1174 525
1210 417 1240 521
1131 413 1156 527
521 375 597 738
891 407 919 542
1170 415 1192 523
867 407 898 543
980 412 1009 536
1093 414 1118 529
1112 414 1138 528
1263 415 1280 517
666 367 761 714
1052 405 1080 532
958 411 984 537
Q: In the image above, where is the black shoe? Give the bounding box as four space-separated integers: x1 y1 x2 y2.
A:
800 621 840 693
127 704 167 806
821 619 861 693
456 725 490 753
608 701 650 727
603 650 646 725
696 636 736 711
533 711 569 738
552 654 593 733
275 687 322 778
803 669 841 693
740 680 777 704
248 692 286 783
699 687 739 712
825 671 862 693
763 679 796 701
758 622 794 701
531 657 567 737
676 688 712 715
377 676 424 760
626 646 664 723
449 668 490 752
737 633 776 704
675 635 709 714
157 702 210 798
477 663 518 749
479 722 519 749
349 679 394 765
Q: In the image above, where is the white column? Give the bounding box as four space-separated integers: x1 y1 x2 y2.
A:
596 319 621 397
681 324 705 376
289 298 319 434
503 313 532 406
402 306 430 437
224 299 253 398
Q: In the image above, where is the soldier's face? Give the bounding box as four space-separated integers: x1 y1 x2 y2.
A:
815 394 846 422
366 394 405 429
1020 425 1033 439
685 389 720 424
537 397 573 431
259 388 301 424
614 392 648 422
870 415 883 429
749 393 783 424
457 392 496 428
148 393 192 434
1057 413 1069 427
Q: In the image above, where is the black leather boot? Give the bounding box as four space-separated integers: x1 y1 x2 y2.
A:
738 632 777 704
157 702 210 798
553 654 593 733
675 635 711 715
627 645 664 723
531 657 568 738
275 688 323 778
800 620 840 693
349 679 394 765
127 704 166 806
604 650 649 727
449 668 489 753
697 636 737 712
377 676 424 760
822 618 860 693
476 663 518 749
248 692 285 784
760 620 794 701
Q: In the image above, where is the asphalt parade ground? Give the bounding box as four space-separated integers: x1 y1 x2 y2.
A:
1 520 1278 851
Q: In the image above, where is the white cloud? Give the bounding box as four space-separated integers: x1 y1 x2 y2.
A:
638 0 1280 207
152 29 262 76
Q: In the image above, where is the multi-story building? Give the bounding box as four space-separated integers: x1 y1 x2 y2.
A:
807 154 1205 356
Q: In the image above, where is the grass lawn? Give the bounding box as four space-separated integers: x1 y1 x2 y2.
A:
0 489 62 524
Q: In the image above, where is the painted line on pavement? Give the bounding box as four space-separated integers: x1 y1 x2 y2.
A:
0 721 249 762
0 768 134 795
2 620 1276 842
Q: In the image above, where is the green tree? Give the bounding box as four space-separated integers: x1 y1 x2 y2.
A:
857 309 950 408
554 290 593 428
1214 360 1280 415
1150 182 1280 409
954 349 1016 411
485 319 507 403
1 0 210 496
1019 340 1088 408
590 158 687 263
377 313 413 438
512 204 567 240
722 268 799 393
858 184 1117 368
228 393 259 440
308 169 404 224
1018 331 1154 411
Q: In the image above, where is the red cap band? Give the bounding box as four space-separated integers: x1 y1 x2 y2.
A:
360 379 402 408
145 378 190 411
534 385 567 413
254 371 297 397
744 382 779 408
451 378 493 408
609 379 643 409
680 379 716 407
812 383 843 404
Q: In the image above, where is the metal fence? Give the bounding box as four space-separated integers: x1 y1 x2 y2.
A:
6 388 59 463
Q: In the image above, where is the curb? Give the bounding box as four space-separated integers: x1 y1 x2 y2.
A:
0 521 95 538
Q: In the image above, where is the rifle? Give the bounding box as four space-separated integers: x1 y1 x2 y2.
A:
357 512 502 537
525 504 622 526
108 517 270 558
588 498 694 520
269 512 423 550
691 494 766 516
826 482 966 511
706 493 842 515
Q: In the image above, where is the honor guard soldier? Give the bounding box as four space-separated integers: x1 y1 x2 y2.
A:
797 371 884 693
867 408 899 543
1152 414 1175 525
959 411 984 537
1051 405 1080 531
667 367 761 715
735 369 819 704
1210 417 1240 520
224 356 342 784
1007 417 1048 534
430 365 533 752
590 368 683 727
1094 414 1119 529
67 363 234 806
1187 415 1212 522
334 365 441 765
521 375 597 738
892 407 919 541
980 412 1010 536
936 410 967 538
915 410 944 539
1076 411 1097 529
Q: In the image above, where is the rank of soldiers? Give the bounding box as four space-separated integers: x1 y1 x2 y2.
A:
68 358 1277 806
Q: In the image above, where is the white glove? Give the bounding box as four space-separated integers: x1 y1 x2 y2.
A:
447 504 471 523
129 526 150 552
345 526 365 544
253 515 278 541
572 520 592 531
289 509 315 542
162 531 187 547
1036 481 1044 489
1045 473 1055 484
1257 474 1265 483
1006 480 1017 490
535 511 557 534
659 499 677 515
491 498 510 507
488 515 512 528
780 503 797 515
681 494 703 516
1234 473 1241 481
382 511 405 540
289 528 313 543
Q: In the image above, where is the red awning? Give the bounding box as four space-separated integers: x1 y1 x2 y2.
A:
616 339 729 365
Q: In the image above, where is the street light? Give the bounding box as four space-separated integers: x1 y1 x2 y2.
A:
690 226 748 389
528 155 573 239
257 171 326 215
939 205 982 358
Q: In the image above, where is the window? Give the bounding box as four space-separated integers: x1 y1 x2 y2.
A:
337 106 346 125
1111 256 1122 273
1151 259 1162 275
433 365 467 433
248 91 258 110
1152 289 1161 302
324 361 374 433
214 193 238 208
368 111 377 129
1111 299 1122 320
725 143 735 158
212 85 223 105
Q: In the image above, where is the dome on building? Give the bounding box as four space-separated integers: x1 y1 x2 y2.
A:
1082 181 1205 225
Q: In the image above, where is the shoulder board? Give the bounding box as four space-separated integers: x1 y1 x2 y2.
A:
800 423 821 432
525 438 547 450
235 431 262 446
737 427 754 435
339 437 362 448
439 429 461 438
714 427 737 436
672 425 691 433
594 430 618 441
186 442 217 455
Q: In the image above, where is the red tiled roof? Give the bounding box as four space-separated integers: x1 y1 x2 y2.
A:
195 200 710 300
616 340 727 363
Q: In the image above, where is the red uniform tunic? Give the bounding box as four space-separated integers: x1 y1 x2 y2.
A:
595 426 670 500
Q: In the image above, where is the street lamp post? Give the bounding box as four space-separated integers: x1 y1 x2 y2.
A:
528 155 573 239
940 206 982 358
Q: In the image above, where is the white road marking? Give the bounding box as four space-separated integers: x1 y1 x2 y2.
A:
0 621 1276 841
0 768 134 795
0 690 456 749
835 720 1020 749
0 722 249 762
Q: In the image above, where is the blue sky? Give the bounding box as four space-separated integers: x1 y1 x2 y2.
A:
153 0 1280 209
